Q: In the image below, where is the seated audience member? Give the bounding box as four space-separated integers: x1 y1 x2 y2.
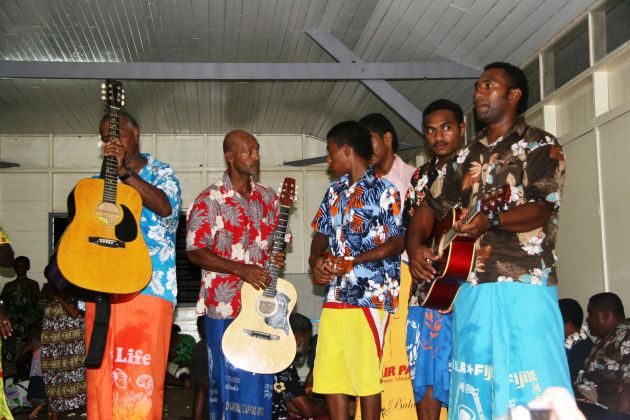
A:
575 292 630 418
559 298 593 383
166 324 196 388
273 313 327 420
191 317 209 420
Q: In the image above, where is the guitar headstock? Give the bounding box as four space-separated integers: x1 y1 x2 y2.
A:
100 79 125 109
278 178 297 207
480 184 511 215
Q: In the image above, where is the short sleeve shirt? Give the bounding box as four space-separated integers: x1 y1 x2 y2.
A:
311 166 404 313
137 153 182 305
186 171 285 319
402 157 446 306
272 364 304 420
574 319 630 409
427 120 565 286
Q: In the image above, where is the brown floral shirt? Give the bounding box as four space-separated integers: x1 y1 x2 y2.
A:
574 319 630 409
426 119 565 286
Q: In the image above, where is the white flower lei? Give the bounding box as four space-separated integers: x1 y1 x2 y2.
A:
565 329 588 350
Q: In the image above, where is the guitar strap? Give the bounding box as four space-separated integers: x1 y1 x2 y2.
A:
84 293 110 368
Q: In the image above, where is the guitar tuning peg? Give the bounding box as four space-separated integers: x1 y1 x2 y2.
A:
121 100 125 106
101 95 106 100
101 83 106 89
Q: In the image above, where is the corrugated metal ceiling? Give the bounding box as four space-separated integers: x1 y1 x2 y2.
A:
0 0 593 145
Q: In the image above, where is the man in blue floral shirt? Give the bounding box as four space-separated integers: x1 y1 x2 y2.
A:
309 120 404 419
86 111 182 419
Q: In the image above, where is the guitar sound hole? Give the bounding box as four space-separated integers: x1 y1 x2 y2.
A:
257 297 277 316
95 202 121 226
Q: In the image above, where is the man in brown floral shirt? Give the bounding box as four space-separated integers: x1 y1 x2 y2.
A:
409 62 570 418
575 292 630 418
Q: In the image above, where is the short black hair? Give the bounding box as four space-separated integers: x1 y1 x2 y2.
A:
289 312 312 335
359 113 399 151
484 62 529 116
423 99 464 126
326 121 374 161
588 292 625 319
14 256 29 266
559 298 584 328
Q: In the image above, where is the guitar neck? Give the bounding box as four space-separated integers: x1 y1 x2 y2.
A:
264 205 290 297
103 106 121 204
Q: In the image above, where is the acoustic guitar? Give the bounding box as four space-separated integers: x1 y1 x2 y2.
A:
419 185 511 311
56 80 152 295
222 178 298 374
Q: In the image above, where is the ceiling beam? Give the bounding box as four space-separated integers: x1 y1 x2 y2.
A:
306 31 478 134
0 61 479 81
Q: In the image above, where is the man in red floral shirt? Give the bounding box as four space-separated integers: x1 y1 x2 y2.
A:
187 130 289 419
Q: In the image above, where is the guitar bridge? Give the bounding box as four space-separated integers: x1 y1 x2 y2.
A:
89 237 126 248
243 329 280 341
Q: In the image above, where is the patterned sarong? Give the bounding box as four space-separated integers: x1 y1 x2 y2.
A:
85 294 173 420
448 282 571 419
205 317 273 420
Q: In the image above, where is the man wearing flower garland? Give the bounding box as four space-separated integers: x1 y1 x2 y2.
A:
409 62 571 418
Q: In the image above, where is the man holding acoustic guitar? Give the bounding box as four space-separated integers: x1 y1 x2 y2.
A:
186 130 289 419
404 99 466 420
86 110 182 419
407 62 571 419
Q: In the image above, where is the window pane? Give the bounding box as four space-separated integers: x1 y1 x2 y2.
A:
523 59 541 109
551 20 589 90
604 0 630 55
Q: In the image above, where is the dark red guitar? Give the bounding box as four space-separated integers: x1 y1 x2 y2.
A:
419 185 511 311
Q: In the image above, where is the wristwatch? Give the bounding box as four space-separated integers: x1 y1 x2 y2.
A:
119 168 134 181
488 214 501 229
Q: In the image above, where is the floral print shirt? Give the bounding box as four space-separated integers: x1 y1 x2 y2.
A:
426 120 565 286
137 153 182 305
311 166 404 313
272 363 303 420
403 157 446 306
186 171 287 319
575 319 630 409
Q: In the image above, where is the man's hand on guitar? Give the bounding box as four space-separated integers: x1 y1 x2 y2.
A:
311 255 336 286
408 245 438 282
102 140 127 175
270 252 286 269
323 253 353 277
453 208 491 238
239 264 272 290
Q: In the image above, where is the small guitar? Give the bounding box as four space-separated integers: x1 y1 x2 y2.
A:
56 80 152 295
419 185 511 311
222 178 297 374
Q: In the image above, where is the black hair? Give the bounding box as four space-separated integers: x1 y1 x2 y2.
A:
171 324 181 334
326 121 374 161
423 99 464 126
588 292 625 319
197 316 206 341
359 113 399 151
289 312 312 335
483 62 529 115
559 298 584 328
14 255 29 266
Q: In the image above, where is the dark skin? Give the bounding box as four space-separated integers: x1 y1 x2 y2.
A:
192 380 209 420
187 131 285 290
408 108 464 419
369 130 396 177
308 139 403 420
407 68 554 282
585 305 630 413
100 116 172 217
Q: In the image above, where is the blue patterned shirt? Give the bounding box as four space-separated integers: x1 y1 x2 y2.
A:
311 167 404 313
136 153 182 305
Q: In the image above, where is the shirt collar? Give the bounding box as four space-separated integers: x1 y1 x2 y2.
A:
477 118 527 148
221 170 257 195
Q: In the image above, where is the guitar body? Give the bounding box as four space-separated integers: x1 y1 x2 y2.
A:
57 178 152 294
421 208 476 311
222 278 297 374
